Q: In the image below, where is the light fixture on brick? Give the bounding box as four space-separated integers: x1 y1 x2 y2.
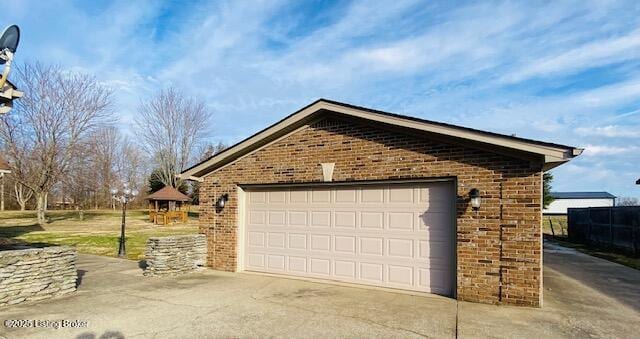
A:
216 193 229 209
469 188 481 210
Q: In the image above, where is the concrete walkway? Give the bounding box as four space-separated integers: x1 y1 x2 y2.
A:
1 241 639 338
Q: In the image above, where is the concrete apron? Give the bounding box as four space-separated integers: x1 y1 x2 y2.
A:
0 242 639 338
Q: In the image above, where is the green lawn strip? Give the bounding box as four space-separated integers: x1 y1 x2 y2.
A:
548 237 640 270
542 215 568 236
12 228 198 261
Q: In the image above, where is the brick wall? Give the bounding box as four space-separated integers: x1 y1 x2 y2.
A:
0 246 77 307
199 117 543 306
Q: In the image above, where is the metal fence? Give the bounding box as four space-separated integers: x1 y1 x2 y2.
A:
567 206 640 256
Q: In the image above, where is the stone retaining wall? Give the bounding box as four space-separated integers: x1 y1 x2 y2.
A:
0 246 77 306
144 234 206 276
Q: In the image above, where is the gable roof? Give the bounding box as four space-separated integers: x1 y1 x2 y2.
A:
145 186 190 202
180 99 582 179
0 156 10 173
550 192 616 199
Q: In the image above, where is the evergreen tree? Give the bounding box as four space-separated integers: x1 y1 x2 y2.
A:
543 172 554 209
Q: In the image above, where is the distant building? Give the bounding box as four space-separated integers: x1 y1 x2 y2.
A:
543 192 616 215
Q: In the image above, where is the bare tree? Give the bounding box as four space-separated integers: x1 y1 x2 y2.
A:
190 142 227 204
115 135 146 188
0 63 113 224
13 182 33 211
196 141 227 162
136 88 210 190
62 139 95 210
91 127 120 209
617 197 639 206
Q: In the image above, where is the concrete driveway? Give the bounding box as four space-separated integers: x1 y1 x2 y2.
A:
1 241 639 338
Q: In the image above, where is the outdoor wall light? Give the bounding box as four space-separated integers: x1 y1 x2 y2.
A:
469 188 481 210
216 193 229 209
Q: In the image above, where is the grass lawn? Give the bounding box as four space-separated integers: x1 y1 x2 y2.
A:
542 214 640 271
542 215 568 236
546 236 640 270
0 209 199 261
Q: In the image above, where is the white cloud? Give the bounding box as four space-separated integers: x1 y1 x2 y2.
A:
558 163 616 182
582 144 639 156
575 125 640 138
502 28 640 83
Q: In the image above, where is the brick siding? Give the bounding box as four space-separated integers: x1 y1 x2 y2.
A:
198 116 543 306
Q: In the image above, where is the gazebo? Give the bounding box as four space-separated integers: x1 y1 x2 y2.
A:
146 186 190 225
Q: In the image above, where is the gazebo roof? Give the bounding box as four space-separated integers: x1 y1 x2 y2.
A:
146 186 190 202
0 156 10 173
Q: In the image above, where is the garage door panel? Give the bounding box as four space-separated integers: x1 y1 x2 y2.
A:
334 235 356 254
419 240 449 259
268 211 286 225
250 192 267 204
360 262 384 282
290 191 308 203
420 212 450 229
334 260 356 278
288 233 307 250
361 188 384 203
388 187 414 203
267 232 286 248
288 256 307 272
387 238 414 258
249 211 266 226
310 234 331 251
335 211 357 228
311 189 331 203
335 189 357 203
267 255 285 270
247 254 265 268
310 258 331 275
418 268 449 292
425 201 451 213
359 237 384 256
268 191 286 203
310 211 331 227
388 212 414 231
247 231 265 247
360 211 384 229
288 211 308 226
388 265 413 286
245 183 454 295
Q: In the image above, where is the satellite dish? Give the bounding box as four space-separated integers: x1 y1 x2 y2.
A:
0 25 20 64
0 24 21 110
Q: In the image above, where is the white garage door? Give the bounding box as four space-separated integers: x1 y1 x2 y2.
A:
243 182 455 295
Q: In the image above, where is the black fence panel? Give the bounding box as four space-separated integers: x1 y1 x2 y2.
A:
567 206 640 256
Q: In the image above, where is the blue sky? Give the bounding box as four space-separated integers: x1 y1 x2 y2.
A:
2 0 640 198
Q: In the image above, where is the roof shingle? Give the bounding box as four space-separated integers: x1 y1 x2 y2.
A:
146 186 190 202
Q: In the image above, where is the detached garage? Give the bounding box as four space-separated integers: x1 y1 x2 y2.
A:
180 99 581 307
